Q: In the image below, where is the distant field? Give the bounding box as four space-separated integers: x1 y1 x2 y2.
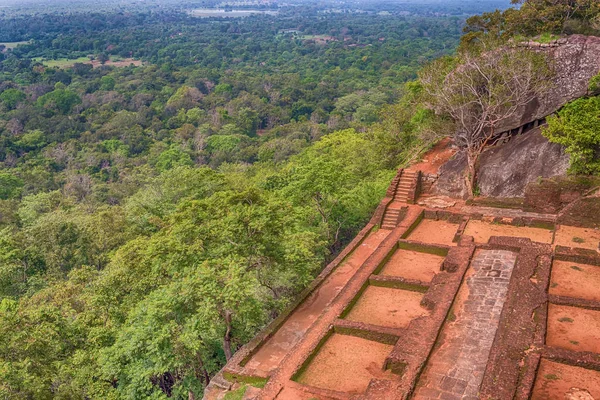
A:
190 8 278 17
32 56 142 69
300 35 337 42
0 41 31 50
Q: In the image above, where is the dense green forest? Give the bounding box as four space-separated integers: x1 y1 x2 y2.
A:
3 0 599 398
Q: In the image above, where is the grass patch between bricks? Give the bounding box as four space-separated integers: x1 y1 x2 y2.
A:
222 372 269 388
397 241 449 257
291 329 334 382
333 325 399 345
368 277 428 293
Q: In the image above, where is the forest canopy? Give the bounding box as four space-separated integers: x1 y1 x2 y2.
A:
3 0 599 398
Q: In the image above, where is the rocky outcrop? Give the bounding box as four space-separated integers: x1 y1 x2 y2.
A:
496 35 600 133
432 151 469 200
432 127 569 199
477 127 569 198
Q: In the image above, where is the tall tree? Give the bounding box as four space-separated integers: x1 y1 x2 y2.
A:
420 43 552 196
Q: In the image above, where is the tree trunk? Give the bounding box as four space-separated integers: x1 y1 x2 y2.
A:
223 310 233 361
466 150 477 199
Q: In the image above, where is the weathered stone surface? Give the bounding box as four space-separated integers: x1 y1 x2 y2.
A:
418 196 456 209
558 195 600 228
477 127 569 198
496 35 600 133
565 388 595 400
432 151 469 200
413 250 517 400
524 176 600 214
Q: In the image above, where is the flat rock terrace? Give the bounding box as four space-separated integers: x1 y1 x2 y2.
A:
204 166 600 400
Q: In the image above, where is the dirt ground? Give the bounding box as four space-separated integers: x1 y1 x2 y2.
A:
550 260 600 301
406 138 456 175
244 229 390 372
464 220 554 244
532 359 600 400
345 286 429 328
295 334 395 393
546 304 600 354
379 249 444 282
554 225 600 250
407 219 459 246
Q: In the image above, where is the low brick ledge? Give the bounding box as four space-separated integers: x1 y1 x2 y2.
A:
333 319 403 345
548 294 600 311
543 346 600 371
554 245 600 266
368 275 429 292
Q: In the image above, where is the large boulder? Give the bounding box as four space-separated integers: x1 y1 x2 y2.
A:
477 127 569 198
496 35 600 133
432 151 469 199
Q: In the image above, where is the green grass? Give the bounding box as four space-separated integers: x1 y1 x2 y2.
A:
0 41 30 49
223 385 247 400
300 34 335 40
32 57 90 68
544 373 560 381
572 237 585 244
558 317 574 323
570 265 583 271
537 32 560 43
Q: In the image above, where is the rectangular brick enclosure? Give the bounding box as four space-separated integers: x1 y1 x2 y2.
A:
204 167 600 400
413 250 517 400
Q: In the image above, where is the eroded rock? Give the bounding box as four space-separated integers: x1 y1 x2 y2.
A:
477 127 569 198
496 35 600 133
432 151 469 200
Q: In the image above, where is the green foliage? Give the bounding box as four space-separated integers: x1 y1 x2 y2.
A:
99 75 116 91
0 172 23 200
543 96 600 174
36 88 81 114
588 73 600 94
0 3 484 398
0 88 25 109
154 145 194 172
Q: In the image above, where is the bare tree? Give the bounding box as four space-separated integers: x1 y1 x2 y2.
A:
420 44 552 196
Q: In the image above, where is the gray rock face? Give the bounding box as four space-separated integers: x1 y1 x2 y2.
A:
496 35 600 133
432 151 469 200
477 127 569 198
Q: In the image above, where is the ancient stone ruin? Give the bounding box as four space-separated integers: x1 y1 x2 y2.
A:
204 36 600 400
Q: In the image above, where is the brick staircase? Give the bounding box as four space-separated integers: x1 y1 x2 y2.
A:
381 169 418 230
395 169 416 202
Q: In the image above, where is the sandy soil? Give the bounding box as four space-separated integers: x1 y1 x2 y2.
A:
554 225 600 250
407 219 459 246
296 334 395 393
546 304 600 354
464 220 553 244
550 260 600 301
531 359 600 400
407 138 456 175
379 249 444 282
345 286 429 328
244 229 390 373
